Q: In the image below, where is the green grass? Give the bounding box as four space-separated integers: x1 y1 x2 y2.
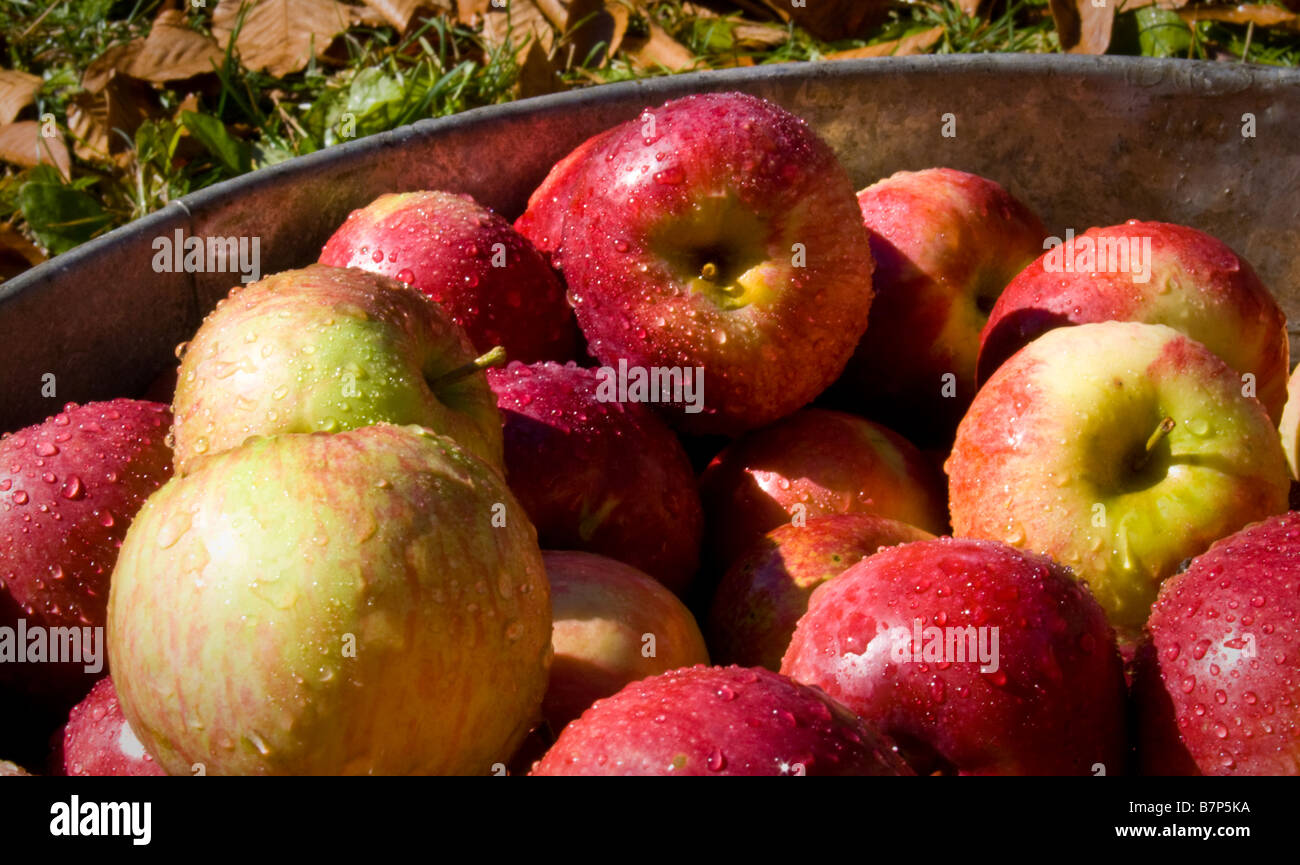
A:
0 0 1296 270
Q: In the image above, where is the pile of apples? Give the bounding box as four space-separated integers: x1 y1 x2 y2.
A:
2 91 1297 776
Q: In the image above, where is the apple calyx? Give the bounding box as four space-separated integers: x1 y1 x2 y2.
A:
1132 416 1175 472
429 345 507 392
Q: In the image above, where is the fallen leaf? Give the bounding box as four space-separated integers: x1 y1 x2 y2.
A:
121 8 225 83
456 0 493 26
0 70 41 127
66 76 155 162
955 0 983 15
627 21 697 71
83 43 141 95
0 121 71 180
362 0 452 32
213 0 359 77
1177 3 1297 26
0 225 45 282
1050 0 1116 54
482 0 555 58
517 35 561 97
759 0 889 41
827 26 944 58
732 22 791 49
539 0 620 66
605 2 630 59
1115 0 1189 11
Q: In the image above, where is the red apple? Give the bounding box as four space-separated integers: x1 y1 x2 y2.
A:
515 127 616 269
707 514 934 671
978 220 1288 421
0 399 172 707
834 167 1045 445
1136 512 1300 775
949 321 1289 634
320 190 578 363
781 537 1128 775
488 361 702 594
559 91 875 434
542 551 709 731
699 408 948 570
54 676 164 776
530 664 912 776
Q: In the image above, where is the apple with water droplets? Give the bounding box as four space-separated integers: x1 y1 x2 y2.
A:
531 664 912 776
541 551 709 732
488 361 702 594
0 399 172 708
782 537 1128 775
172 263 503 475
108 424 551 775
699 408 947 571
978 221 1288 422
1136 511 1300 775
320 190 579 363
948 321 1289 634
53 676 164 776
557 91 875 434
514 126 616 269
831 168 1044 446
708 513 933 671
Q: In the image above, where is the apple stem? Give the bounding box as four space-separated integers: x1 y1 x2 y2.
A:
1133 416 1176 470
700 262 719 281
430 345 507 391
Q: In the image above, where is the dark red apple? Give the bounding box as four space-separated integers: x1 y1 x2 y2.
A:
488 361 702 594
320 190 578 363
530 664 912 776
1136 511 1300 775
0 399 172 706
699 408 948 570
978 220 1288 421
781 537 1128 775
708 514 934 671
559 91 875 434
833 167 1045 445
53 676 165 776
542 551 709 731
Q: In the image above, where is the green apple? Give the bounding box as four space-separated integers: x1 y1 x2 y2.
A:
948 321 1289 633
108 424 551 775
172 264 503 475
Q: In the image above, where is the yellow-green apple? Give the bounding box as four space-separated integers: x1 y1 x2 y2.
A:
948 321 1289 634
319 190 579 363
1136 512 1300 775
541 551 709 731
978 220 1289 421
559 92 875 434
530 664 912 776
699 408 948 570
0 399 172 708
707 514 933 671
488 361 702 594
514 127 616 269
781 537 1128 775
172 264 503 475
1278 365 1300 479
833 168 1045 445
108 424 551 775
54 677 164 776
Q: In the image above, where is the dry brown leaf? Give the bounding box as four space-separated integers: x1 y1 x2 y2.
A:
456 0 492 26
605 2 630 59
955 0 983 15
0 224 46 281
1178 3 1297 26
762 0 889 41
66 76 155 163
482 0 556 57
628 20 697 71
119 9 225 83
213 0 359 77
0 121 71 179
517 35 561 96
362 0 451 31
1050 0 1115 54
0 70 42 127
827 26 944 59
733 22 790 49
83 43 141 94
547 0 619 66
1115 0 1189 11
